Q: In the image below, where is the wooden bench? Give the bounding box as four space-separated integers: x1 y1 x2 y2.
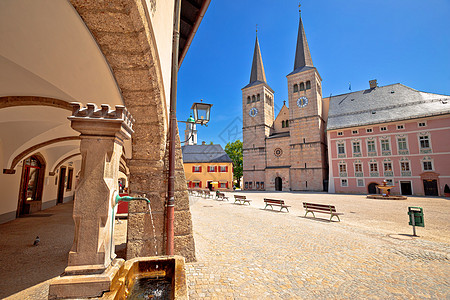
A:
303 202 343 222
233 195 251 205
263 198 290 212
216 192 229 201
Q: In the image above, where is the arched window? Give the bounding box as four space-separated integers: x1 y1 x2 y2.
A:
247 96 250 104
257 94 260 101
293 84 298 93
282 120 285 128
306 81 311 89
285 120 289 127
252 95 256 102
300 82 305 91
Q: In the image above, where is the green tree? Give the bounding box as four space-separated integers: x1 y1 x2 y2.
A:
224 140 243 188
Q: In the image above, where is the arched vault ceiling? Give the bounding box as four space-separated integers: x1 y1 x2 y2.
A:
0 0 123 106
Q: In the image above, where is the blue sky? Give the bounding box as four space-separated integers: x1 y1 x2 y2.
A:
177 0 450 147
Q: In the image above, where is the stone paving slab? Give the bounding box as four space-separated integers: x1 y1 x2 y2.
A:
186 192 450 299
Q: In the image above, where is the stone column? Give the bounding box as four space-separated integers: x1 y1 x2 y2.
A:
48 103 134 299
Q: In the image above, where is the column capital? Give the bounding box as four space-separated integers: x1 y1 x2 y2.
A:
68 102 134 142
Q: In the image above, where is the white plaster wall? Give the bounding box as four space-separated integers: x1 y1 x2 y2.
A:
145 0 175 120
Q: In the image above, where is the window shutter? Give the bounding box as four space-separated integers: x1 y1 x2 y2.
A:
225 166 228 172
226 181 229 188
199 181 202 188
215 166 217 172
192 166 195 172
199 166 202 172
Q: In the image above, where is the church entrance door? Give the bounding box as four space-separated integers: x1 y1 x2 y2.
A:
275 177 282 191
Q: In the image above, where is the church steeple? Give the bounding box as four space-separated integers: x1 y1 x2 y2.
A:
293 13 313 73
249 35 267 85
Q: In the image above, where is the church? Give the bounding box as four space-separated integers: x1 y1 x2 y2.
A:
242 12 450 195
242 13 328 192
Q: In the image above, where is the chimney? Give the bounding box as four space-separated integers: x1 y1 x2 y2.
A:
369 79 378 89
202 141 206 145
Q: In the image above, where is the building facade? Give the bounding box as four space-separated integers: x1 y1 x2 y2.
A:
182 144 233 191
242 15 328 192
327 82 450 196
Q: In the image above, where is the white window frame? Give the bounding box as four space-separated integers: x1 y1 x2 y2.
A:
339 163 347 173
219 166 227 172
397 124 405 130
352 129 359 135
208 165 216 172
418 121 427 127
367 139 376 153
340 179 348 187
418 134 431 150
337 131 343 136
380 126 387 132
337 142 345 155
352 141 361 154
369 162 378 172
354 162 363 173
383 162 393 172
397 136 408 151
380 138 390 152
366 128 373 133
421 157 434 171
193 166 201 173
357 179 364 187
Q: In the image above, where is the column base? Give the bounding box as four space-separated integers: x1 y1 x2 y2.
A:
48 258 124 299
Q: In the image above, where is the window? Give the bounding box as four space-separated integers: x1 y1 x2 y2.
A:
260 182 264 189
357 179 364 187
352 130 358 135
367 140 376 152
285 120 289 127
300 82 305 91
341 179 348 187
381 139 390 151
352 141 361 154
256 182 260 189
245 182 248 189
354 163 362 173
219 182 228 188
397 124 404 130
401 161 410 171
386 179 393 185
370 162 378 172
419 135 430 149
207 166 216 172
383 162 392 172
337 143 345 155
293 84 298 93
220 166 228 172
247 96 250 104
193 166 201 173
257 94 260 101
337 131 343 136
252 95 256 102
366 128 373 133
306 81 311 89
397 137 408 151
380 126 387 131
422 159 433 171
339 164 347 173
418 122 427 127
248 182 252 189
194 181 201 188
282 120 285 128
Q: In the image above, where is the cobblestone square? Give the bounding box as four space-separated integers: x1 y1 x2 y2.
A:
186 192 450 299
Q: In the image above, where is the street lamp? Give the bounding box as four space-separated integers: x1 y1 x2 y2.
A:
191 99 213 126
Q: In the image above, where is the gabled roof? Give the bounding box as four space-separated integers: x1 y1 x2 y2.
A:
289 15 313 76
327 83 450 130
181 144 232 163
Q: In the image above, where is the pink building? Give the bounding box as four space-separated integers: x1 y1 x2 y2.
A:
327 81 450 196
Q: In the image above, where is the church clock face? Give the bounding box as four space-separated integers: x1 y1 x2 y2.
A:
297 96 308 108
249 107 258 117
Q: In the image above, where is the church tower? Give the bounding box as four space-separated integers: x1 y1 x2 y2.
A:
286 9 327 191
242 35 274 190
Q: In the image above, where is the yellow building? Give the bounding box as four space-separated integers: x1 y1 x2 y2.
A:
182 144 233 191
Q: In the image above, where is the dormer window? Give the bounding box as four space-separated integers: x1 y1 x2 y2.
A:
293 84 298 93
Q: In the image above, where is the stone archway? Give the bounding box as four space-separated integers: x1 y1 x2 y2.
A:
368 182 378 194
70 0 195 261
275 177 282 191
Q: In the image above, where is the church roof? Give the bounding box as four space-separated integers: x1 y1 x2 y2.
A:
181 144 232 163
288 15 313 76
327 83 450 130
243 36 272 91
